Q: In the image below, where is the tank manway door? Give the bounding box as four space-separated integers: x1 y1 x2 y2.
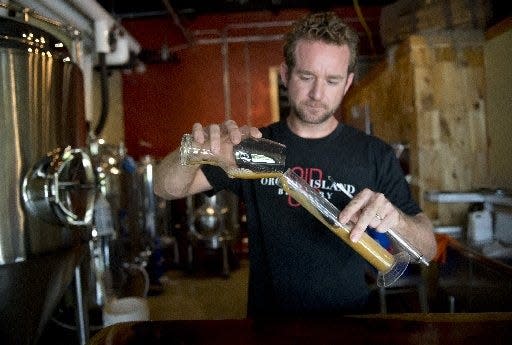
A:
22 146 97 226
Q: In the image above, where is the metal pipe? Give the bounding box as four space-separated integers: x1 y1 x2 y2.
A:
13 0 93 38
196 33 284 45
67 0 141 53
74 264 89 345
243 42 252 125
221 35 231 120
15 0 141 54
215 19 294 123
162 0 194 44
226 20 295 30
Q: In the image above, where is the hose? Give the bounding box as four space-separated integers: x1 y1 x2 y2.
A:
94 52 109 137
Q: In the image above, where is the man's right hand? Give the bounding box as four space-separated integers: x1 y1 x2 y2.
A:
191 120 262 155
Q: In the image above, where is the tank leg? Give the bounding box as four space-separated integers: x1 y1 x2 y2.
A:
74 264 89 345
221 241 230 278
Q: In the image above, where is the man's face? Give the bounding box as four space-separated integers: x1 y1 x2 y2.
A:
281 40 354 125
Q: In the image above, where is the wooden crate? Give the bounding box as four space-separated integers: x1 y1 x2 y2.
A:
342 32 489 226
380 0 491 47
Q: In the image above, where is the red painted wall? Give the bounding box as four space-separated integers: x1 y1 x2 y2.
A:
121 8 382 160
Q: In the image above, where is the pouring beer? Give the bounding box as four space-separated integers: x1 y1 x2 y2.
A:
179 134 413 286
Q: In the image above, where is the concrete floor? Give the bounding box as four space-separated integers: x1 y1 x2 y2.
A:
148 260 249 320
37 260 249 345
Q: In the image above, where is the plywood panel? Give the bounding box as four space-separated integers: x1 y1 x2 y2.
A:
342 32 489 225
484 18 512 191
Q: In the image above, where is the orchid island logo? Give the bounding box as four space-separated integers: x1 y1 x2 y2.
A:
259 166 356 207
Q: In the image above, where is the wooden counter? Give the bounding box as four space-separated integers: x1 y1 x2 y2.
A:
446 236 512 276
428 236 512 313
89 313 512 345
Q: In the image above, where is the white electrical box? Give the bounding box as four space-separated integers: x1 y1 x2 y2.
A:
467 210 493 244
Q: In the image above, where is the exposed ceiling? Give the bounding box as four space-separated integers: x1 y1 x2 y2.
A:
95 0 509 61
95 0 396 58
97 0 396 19
96 0 510 30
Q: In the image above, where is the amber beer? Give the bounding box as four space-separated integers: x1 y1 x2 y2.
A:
278 170 395 273
227 169 282 180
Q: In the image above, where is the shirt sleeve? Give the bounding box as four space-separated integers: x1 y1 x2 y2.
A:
201 164 243 197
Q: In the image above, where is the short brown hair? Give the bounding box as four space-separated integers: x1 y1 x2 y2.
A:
283 12 359 73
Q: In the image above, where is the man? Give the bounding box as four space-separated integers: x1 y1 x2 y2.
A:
155 12 436 317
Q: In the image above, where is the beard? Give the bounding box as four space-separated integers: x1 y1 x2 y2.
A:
290 99 337 125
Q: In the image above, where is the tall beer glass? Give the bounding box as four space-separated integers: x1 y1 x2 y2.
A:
278 169 410 287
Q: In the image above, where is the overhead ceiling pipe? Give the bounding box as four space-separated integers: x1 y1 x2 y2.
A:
162 0 194 45
69 0 141 55
8 0 142 129
12 0 141 56
13 0 93 37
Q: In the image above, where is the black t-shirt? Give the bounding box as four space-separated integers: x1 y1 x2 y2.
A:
202 121 421 317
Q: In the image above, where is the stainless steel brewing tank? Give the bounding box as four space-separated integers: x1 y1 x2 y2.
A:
137 155 171 242
187 190 240 248
0 16 88 264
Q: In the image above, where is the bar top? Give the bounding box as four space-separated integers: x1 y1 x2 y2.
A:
88 313 512 345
